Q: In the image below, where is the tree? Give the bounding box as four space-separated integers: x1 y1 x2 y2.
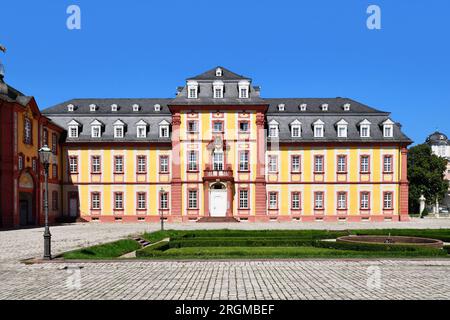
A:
408 144 449 213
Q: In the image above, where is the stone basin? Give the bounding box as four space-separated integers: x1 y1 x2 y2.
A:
337 235 444 249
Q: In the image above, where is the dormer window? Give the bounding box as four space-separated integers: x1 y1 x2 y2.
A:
154 104 161 112
111 104 118 112
68 120 81 138
136 120 148 138
359 119 371 138
321 104 328 111
343 103 351 111
159 120 170 138
215 67 223 77
336 119 348 138
213 81 224 99
382 119 394 138
89 104 97 112
90 120 103 138
238 80 250 98
313 119 325 138
187 81 198 99
132 104 140 112
300 104 307 111
268 120 279 138
290 119 302 138
278 104 285 111
67 104 75 112
113 120 125 138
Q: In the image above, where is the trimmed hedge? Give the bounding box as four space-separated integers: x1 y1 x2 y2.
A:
136 241 170 258
63 239 141 260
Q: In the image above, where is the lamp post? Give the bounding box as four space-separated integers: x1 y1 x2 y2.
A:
159 187 165 231
39 145 52 260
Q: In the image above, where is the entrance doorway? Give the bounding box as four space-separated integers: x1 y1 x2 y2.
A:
19 192 34 226
68 192 79 218
209 183 227 217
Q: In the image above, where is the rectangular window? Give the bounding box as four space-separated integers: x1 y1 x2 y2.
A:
159 156 169 173
160 126 169 138
137 192 146 210
187 121 198 133
188 151 198 171
114 192 123 210
115 156 124 173
268 155 278 173
337 155 347 173
360 192 370 210
91 156 101 174
114 126 124 138
137 155 146 174
188 88 196 99
314 125 324 138
268 192 278 209
91 192 101 210
239 88 248 98
337 125 347 138
213 152 224 171
43 128 48 146
384 192 393 209
337 192 347 210
52 133 57 154
52 191 58 210
269 126 278 137
239 151 249 171
214 88 223 99
69 126 78 138
18 155 23 170
383 155 393 173
52 164 57 179
239 121 249 132
314 155 324 173
92 126 101 138
160 192 168 209
32 158 37 172
315 192 324 210
291 126 301 138
361 126 370 137
69 156 78 174
213 121 223 132
188 190 198 209
384 126 393 137
137 126 146 138
360 155 370 173
291 155 301 173
24 118 32 144
291 192 301 210
239 190 249 209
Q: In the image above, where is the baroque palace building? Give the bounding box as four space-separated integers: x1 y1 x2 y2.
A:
1 66 412 227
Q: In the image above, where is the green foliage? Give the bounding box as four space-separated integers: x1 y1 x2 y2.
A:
408 144 448 213
63 239 140 260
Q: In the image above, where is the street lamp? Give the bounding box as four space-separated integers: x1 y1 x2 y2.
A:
159 187 165 231
39 145 52 260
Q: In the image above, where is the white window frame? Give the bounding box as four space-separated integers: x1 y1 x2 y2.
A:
384 155 393 173
160 192 168 209
137 156 146 174
188 190 198 209
68 126 79 138
160 156 169 173
89 104 97 112
239 190 249 209
268 155 278 173
187 81 198 99
111 104 118 112
291 123 301 138
69 156 78 173
115 156 123 173
91 156 101 173
239 151 249 171
137 193 146 210
159 125 169 138
337 155 346 173
337 192 347 209
133 104 140 112
268 192 278 209
291 155 301 173
337 124 347 138
383 125 393 138
315 192 324 209
91 125 101 138
114 193 123 210
188 151 198 171
314 124 324 138
292 193 300 209
361 192 370 209
67 104 75 112
269 125 279 138
314 155 324 173
91 193 101 210
384 192 393 209
360 156 370 173
114 125 124 138
213 151 224 171
360 125 370 138
137 125 147 138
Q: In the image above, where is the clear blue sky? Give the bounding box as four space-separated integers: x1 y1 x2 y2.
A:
1 0 449 144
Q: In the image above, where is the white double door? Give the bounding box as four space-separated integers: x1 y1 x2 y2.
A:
209 190 227 217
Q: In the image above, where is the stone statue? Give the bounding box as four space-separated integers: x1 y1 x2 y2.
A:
419 194 426 218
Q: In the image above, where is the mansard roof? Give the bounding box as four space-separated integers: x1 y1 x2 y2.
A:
187 66 250 81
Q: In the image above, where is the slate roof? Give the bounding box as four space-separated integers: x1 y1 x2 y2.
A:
186 66 249 81
41 67 412 145
267 114 411 143
426 131 449 146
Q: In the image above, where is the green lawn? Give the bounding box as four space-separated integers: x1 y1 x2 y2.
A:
62 239 141 260
62 229 450 260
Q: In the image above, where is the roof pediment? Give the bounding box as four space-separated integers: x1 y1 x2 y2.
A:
90 119 104 126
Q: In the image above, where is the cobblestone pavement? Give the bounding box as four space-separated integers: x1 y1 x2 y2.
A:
1 219 450 300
